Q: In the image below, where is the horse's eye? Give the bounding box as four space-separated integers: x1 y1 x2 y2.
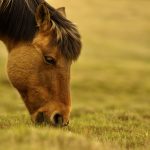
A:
44 56 56 65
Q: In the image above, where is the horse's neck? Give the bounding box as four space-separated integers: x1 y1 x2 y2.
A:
0 36 26 52
0 37 15 51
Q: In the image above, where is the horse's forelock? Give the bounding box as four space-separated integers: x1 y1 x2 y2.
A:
46 4 82 61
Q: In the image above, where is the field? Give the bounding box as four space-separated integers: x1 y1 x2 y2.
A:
0 0 150 149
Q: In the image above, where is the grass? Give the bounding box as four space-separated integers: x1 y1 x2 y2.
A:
0 0 150 149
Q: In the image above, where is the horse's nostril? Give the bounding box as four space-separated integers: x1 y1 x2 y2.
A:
52 113 63 126
35 112 45 124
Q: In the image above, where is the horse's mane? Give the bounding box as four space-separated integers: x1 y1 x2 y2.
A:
0 0 81 60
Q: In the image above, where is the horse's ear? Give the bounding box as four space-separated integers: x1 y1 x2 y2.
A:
57 7 66 17
35 3 51 28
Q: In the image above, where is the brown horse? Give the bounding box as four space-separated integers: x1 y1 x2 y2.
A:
0 0 81 126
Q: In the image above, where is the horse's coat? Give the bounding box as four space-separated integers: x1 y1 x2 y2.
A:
0 0 81 126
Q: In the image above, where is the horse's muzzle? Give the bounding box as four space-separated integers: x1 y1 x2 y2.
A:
35 112 69 126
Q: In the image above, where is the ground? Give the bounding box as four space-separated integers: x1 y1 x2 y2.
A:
0 0 150 149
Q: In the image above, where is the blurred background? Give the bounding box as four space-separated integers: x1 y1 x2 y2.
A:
0 0 150 149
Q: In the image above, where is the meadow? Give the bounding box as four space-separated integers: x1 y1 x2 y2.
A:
0 0 150 149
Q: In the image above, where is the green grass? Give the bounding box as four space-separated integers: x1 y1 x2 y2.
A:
0 0 150 149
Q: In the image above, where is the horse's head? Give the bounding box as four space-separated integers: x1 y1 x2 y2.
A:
7 3 81 126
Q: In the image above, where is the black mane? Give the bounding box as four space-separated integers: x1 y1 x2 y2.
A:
0 0 81 60
0 0 42 41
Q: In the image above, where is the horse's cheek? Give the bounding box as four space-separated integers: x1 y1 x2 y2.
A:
7 49 36 91
7 58 28 90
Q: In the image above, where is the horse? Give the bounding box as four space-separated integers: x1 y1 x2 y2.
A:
0 0 81 126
